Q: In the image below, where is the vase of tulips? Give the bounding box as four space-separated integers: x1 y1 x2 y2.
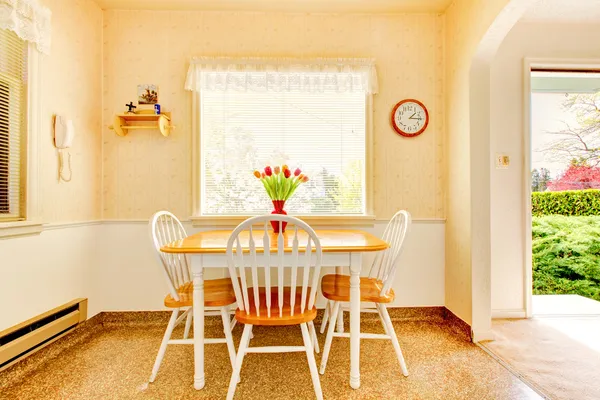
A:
253 165 309 233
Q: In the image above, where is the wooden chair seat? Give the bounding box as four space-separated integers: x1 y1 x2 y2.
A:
164 278 236 308
235 287 317 326
321 274 395 303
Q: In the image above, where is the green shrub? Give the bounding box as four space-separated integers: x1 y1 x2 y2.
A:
532 189 600 216
532 215 600 301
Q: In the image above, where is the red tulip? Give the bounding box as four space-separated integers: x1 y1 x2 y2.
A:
261 172 266 179
264 166 272 176
284 168 291 178
294 168 301 176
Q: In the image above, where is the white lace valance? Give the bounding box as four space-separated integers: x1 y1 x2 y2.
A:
0 0 51 54
185 57 378 94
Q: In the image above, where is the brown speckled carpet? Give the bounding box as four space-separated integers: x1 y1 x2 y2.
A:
1 314 542 399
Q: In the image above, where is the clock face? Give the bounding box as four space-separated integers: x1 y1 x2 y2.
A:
391 100 429 137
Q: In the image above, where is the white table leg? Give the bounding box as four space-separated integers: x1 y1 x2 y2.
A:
349 252 361 389
192 256 205 390
335 266 344 333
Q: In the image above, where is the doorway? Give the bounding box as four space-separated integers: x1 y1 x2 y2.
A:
529 69 600 317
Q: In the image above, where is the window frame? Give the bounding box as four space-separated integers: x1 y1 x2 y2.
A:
190 89 375 227
0 42 42 238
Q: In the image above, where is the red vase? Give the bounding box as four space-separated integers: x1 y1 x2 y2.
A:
271 200 287 233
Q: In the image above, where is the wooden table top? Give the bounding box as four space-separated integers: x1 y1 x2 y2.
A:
161 229 388 254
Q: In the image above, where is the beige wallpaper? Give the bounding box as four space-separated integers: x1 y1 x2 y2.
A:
101 10 445 220
39 0 103 222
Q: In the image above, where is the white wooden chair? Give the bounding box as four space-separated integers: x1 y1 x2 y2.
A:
148 211 237 383
319 210 411 377
225 215 323 400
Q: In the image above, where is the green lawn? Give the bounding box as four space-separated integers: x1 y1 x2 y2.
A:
533 215 600 301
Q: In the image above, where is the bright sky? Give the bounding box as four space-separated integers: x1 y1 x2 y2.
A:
531 92 579 179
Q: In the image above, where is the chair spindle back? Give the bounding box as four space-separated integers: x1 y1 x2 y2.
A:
226 215 322 318
368 210 411 296
149 211 191 301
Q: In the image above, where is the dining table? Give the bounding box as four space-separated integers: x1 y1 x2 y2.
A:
160 228 389 391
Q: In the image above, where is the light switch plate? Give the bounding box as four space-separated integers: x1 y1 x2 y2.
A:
496 154 510 169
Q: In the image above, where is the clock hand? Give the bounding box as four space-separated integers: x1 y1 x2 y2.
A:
408 112 416 119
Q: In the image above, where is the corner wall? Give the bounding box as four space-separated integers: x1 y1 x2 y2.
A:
38 0 103 222
0 0 103 332
444 0 534 339
444 0 513 327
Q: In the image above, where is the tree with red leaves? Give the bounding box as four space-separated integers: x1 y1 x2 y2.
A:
548 160 600 191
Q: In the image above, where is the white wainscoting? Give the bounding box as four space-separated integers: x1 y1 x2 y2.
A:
98 220 445 312
0 223 101 332
0 220 445 332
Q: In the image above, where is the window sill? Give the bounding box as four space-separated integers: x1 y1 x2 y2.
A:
0 220 44 239
191 215 376 228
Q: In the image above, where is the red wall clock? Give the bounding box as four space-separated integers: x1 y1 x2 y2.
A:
391 99 429 138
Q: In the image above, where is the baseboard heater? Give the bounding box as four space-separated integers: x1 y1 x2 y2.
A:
0 298 87 371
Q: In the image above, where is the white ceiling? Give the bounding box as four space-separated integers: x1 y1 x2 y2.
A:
522 0 600 23
93 0 454 13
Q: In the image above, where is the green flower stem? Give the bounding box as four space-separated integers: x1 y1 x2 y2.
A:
259 171 306 201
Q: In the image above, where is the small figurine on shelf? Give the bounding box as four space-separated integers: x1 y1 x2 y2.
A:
125 102 137 114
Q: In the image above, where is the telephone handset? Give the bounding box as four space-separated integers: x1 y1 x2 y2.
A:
53 115 74 182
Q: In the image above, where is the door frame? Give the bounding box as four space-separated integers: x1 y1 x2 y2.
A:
522 58 600 318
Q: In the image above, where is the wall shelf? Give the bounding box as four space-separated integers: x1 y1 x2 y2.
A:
109 111 173 137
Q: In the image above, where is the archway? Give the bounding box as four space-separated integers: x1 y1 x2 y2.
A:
444 0 539 341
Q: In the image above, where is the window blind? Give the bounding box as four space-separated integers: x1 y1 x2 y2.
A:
200 75 366 216
0 28 27 220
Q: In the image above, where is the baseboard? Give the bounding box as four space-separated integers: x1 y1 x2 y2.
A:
98 307 449 328
472 329 495 342
492 309 527 319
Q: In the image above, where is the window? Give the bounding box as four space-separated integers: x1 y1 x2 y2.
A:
0 29 28 221
198 72 368 216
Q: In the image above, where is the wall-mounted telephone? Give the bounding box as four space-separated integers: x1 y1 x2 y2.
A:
53 115 74 182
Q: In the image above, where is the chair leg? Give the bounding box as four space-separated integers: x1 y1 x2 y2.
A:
377 304 408 377
220 307 237 368
320 300 330 334
308 321 320 353
229 305 237 331
301 323 324 400
319 301 340 375
247 325 253 346
183 310 193 339
226 324 252 400
149 309 179 383
336 306 344 333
